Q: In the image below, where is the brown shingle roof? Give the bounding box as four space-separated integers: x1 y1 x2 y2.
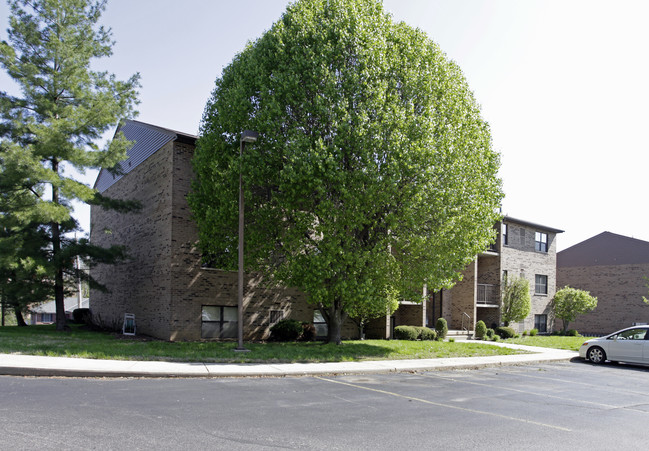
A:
557 231 649 267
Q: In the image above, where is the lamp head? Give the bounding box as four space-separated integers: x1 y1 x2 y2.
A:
241 130 259 143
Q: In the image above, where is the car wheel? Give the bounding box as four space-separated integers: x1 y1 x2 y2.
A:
587 346 606 364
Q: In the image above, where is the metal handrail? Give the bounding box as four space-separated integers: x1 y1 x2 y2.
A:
461 311 471 333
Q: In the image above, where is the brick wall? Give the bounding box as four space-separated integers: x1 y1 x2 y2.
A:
557 263 649 334
447 261 477 330
500 222 558 332
90 140 175 337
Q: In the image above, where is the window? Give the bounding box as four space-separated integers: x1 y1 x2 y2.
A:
535 231 548 252
313 311 328 339
535 275 548 295
269 309 284 327
502 223 508 246
201 305 237 339
534 314 547 333
609 328 647 340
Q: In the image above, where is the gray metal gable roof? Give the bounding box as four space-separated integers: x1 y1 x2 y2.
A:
557 231 649 267
503 215 564 234
94 120 196 193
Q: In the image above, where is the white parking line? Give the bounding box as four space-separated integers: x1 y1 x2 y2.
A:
315 376 572 432
420 372 649 413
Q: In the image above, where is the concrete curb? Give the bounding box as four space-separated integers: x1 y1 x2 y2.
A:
0 343 579 378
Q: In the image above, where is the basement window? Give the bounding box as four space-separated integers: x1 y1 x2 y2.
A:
314 311 328 339
269 309 284 327
201 305 237 339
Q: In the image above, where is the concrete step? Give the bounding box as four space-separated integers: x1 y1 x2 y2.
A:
447 329 474 336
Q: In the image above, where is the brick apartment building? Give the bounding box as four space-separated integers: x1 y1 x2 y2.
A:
90 120 361 341
91 120 562 341
367 216 563 338
557 232 649 334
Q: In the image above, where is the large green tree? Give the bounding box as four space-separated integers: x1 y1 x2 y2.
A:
190 0 503 344
0 0 140 330
552 286 597 332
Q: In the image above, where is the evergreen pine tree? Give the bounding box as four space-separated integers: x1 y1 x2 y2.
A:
0 0 140 330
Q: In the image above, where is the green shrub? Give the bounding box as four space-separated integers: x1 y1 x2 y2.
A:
394 325 419 341
474 320 487 339
270 319 303 341
522 330 528 336
418 327 437 341
72 308 91 324
495 326 516 339
300 322 316 341
485 328 495 339
492 335 499 341
529 328 538 336
435 318 448 340
448 338 455 343
565 329 580 337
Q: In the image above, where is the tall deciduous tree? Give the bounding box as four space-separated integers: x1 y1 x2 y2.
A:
552 286 597 332
190 0 503 344
0 0 140 330
501 276 531 327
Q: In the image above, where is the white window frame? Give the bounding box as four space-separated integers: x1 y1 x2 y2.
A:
535 231 548 252
535 274 548 295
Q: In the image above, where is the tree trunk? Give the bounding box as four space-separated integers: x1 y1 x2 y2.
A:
14 306 27 327
324 298 347 345
562 319 569 333
51 160 67 332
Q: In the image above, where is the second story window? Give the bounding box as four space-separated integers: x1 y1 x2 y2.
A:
502 223 508 246
535 275 548 295
535 231 548 252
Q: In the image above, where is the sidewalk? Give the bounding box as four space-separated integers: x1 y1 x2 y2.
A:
0 342 578 378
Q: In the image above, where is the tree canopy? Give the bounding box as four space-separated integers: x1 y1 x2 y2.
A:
190 0 503 343
501 275 531 327
552 286 598 332
0 0 140 330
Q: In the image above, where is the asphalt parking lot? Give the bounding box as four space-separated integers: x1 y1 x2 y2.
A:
1 359 648 449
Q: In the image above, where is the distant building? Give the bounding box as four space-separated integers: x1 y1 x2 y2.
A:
557 232 649 334
30 297 89 324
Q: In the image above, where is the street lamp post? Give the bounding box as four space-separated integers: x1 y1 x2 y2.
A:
235 130 259 352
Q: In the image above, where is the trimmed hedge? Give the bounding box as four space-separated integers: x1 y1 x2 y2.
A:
529 328 538 336
72 308 91 324
270 319 303 341
394 325 419 341
495 326 516 339
475 320 487 339
486 328 495 339
435 318 448 340
394 326 437 341
418 327 437 341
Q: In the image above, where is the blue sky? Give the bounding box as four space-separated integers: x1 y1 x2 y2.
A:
2 0 648 251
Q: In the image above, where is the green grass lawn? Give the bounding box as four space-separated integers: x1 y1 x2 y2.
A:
504 335 591 351
0 324 528 363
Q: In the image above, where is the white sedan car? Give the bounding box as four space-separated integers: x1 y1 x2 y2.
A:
579 325 649 364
